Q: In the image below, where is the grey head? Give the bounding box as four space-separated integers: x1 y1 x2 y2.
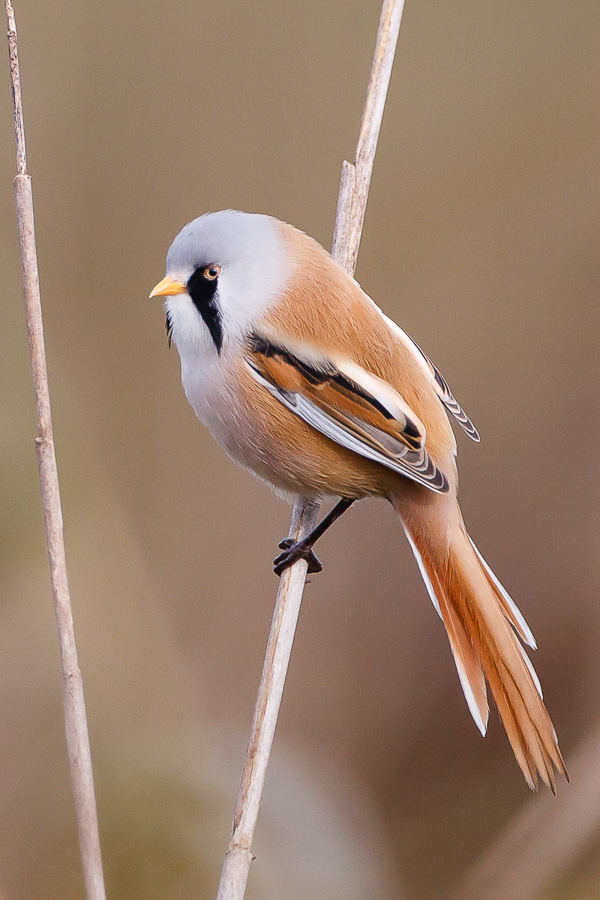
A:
160 210 292 353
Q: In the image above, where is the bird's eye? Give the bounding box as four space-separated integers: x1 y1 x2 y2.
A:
203 264 220 281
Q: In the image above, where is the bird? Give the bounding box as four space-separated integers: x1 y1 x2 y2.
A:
150 208 567 791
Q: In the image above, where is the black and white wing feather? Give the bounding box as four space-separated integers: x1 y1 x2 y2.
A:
245 333 450 494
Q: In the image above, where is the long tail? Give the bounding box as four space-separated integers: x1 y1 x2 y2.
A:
397 499 567 791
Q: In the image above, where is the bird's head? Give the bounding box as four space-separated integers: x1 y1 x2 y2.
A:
150 209 292 354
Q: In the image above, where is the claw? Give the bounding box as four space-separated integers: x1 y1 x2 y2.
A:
273 538 323 576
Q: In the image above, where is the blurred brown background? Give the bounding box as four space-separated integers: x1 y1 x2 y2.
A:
1 1 599 898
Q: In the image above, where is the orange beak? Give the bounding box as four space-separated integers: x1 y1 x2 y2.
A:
149 276 187 298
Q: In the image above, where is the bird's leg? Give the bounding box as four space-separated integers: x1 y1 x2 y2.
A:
273 498 356 576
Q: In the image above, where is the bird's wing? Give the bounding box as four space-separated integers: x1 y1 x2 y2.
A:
420 347 480 441
245 332 449 493
381 315 480 442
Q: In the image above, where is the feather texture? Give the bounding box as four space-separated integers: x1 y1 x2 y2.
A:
380 313 480 441
246 333 449 493
397 496 567 791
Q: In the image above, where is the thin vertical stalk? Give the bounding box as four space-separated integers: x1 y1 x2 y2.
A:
216 3 406 898
4 3 107 899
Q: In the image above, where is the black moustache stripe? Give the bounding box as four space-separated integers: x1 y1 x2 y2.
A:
165 310 174 347
187 267 223 353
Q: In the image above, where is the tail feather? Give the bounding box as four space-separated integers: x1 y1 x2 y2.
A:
404 515 567 791
469 536 537 649
430 563 489 736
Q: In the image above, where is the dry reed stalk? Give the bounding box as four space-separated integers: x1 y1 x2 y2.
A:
4 3 107 898
216 3 406 898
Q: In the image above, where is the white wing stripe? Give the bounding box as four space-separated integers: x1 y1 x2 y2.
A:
248 365 447 493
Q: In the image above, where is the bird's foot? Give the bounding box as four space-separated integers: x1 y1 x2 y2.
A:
273 538 323 576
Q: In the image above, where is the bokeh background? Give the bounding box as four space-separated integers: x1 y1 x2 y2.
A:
1 1 599 898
